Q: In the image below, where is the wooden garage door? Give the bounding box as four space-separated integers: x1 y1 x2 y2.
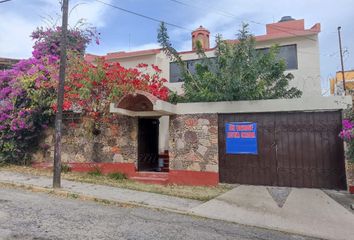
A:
218 111 347 189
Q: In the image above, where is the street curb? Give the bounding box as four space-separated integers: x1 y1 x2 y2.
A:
0 180 327 240
0 180 191 215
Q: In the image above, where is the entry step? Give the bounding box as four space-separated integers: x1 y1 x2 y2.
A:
135 172 169 178
130 176 169 185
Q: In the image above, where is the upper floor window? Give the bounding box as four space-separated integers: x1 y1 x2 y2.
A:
170 59 205 83
169 44 298 83
257 44 298 70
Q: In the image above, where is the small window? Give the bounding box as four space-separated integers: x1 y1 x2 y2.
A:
169 62 183 83
278 44 298 70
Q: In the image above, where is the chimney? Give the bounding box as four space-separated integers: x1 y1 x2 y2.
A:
266 16 305 35
192 26 210 51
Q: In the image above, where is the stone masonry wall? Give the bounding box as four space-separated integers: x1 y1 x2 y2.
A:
32 116 138 164
169 114 218 172
346 160 354 190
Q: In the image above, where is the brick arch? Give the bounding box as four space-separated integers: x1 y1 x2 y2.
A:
116 91 158 111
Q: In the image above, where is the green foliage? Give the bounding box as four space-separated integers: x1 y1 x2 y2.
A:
107 172 127 180
158 22 302 102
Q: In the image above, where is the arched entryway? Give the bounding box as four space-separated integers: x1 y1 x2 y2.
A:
114 91 176 171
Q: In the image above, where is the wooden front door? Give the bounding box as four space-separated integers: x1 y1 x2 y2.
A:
218 111 347 189
138 118 159 171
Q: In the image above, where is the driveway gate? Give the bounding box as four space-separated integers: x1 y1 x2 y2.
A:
218 111 347 189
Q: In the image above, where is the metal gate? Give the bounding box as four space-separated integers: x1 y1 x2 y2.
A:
218 111 347 189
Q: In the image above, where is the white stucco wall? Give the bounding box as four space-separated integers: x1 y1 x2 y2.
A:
255 35 321 97
174 96 351 115
107 33 321 98
112 54 158 71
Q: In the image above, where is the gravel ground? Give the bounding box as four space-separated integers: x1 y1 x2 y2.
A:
0 188 318 240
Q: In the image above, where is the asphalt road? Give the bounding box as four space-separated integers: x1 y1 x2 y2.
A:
0 188 317 240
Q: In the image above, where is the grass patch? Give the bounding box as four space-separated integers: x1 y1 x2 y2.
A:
0 165 233 201
87 167 103 177
107 172 127 180
68 193 79 199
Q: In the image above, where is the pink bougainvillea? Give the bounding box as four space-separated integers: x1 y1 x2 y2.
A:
339 113 354 162
0 26 94 163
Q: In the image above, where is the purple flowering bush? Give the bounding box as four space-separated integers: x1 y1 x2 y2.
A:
0 26 97 164
339 110 354 162
0 57 58 164
31 27 98 59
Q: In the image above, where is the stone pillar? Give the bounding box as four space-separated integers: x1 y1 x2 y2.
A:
169 114 218 172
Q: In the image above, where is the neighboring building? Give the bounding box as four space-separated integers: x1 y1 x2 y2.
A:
85 16 322 96
0 57 19 70
330 70 354 95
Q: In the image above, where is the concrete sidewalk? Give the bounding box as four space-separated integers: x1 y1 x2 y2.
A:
1 170 354 240
190 185 354 240
0 171 201 212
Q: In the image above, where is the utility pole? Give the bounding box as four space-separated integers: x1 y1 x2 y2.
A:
53 0 69 188
337 26 346 95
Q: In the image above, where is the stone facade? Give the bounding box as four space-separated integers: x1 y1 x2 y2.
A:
32 116 138 165
346 160 354 191
169 114 218 172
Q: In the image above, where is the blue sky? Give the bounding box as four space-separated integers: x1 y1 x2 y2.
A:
1 0 353 94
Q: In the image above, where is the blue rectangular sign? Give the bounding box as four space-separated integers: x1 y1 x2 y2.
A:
225 122 258 154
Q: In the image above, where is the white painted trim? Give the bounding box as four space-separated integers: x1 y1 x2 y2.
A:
153 100 177 114
109 103 174 117
175 96 352 115
110 96 352 116
109 106 136 116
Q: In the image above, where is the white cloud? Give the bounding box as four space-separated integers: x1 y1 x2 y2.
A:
0 0 112 59
129 43 160 51
0 12 38 58
90 42 161 56
69 0 112 28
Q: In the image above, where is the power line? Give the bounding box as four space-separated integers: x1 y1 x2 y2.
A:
96 0 330 57
169 0 233 19
95 0 191 31
0 0 12 3
168 0 318 42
